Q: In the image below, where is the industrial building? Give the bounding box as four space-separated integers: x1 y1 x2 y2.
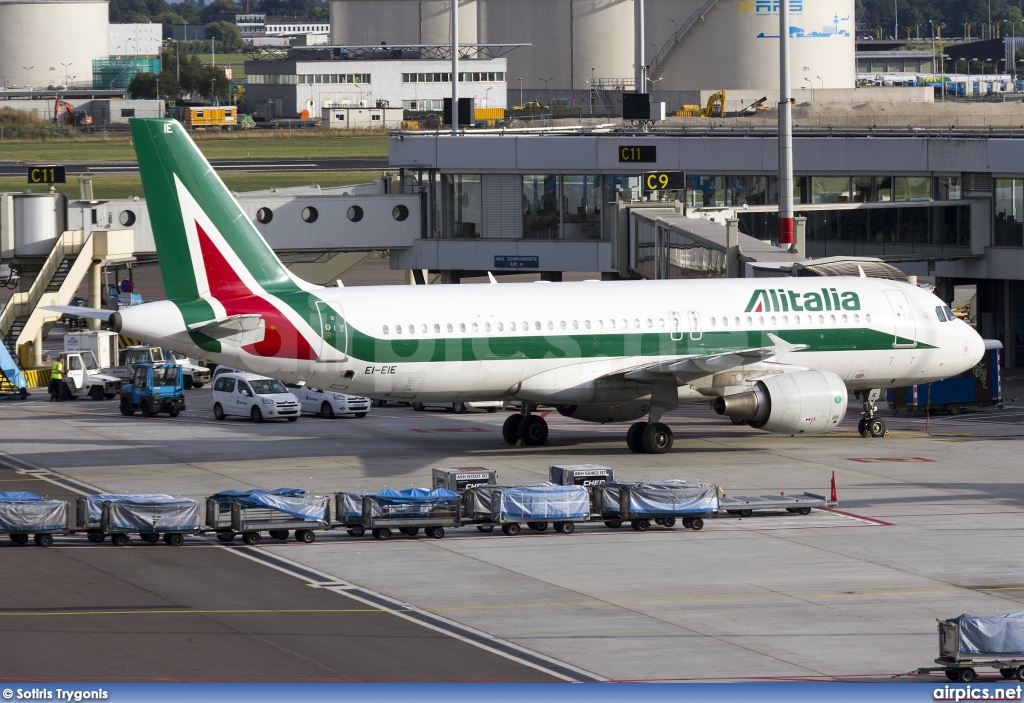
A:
244 50 507 119
0 0 109 89
327 0 856 102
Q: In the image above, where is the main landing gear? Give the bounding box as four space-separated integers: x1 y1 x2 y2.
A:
625 421 674 454
856 389 888 438
502 403 549 447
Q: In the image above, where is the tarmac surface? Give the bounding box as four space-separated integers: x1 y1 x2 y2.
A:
1 387 1023 683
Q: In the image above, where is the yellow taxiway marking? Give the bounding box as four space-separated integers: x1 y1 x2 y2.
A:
4 586 1021 618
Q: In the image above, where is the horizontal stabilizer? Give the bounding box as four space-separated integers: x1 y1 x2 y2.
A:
43 305 115 322
187 314 265 346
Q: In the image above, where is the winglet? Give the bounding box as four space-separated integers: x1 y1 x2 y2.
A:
767 333 809 354
857 265 866 278
487 272 498 285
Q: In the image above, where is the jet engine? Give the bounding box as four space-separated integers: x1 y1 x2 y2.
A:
555 402 650 424
712 370 848 434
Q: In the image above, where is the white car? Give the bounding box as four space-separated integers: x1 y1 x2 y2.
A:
211 372 300 423
285 383 371 418
411 400 504 414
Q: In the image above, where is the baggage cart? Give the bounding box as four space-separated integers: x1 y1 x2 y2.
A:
335 491 365 532
549 464 615 486
719 492 835 517
888 340 1003 415
344 488 461 540
909 613 1024 682
462 484 512 532
0 492 69 547
491 484 591 536
206 488 330 546
76 494 203 546
595 481 716 531
432 467 498 516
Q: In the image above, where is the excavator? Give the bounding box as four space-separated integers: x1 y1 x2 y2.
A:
54 99 93 126
675 90 726 118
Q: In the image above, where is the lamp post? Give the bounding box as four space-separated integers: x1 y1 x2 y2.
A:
893 0 898 41
538 76 552 91
209 78 216 105
155 76 160 100
60 62 72 88
804 76 812 100
517 76 523 106
930 20 936 74
355 82 364 105
645 76 662 92
22 65 33 89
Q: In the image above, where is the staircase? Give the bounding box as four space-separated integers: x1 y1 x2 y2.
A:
3 319 26 359
45 259 73 293
648 0 721 77
0 230 88 363
0 316 27 394
0 229 135 367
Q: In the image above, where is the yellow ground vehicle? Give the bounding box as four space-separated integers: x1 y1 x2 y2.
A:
184 106 237 128
675 90 726 118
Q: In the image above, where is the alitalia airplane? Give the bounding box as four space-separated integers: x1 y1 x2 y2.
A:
49 119 986 454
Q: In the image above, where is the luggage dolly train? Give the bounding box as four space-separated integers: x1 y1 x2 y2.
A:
0 464 838 547
897 613 1024 682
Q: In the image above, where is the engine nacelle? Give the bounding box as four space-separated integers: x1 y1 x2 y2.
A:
712 370 848 435
555 402 650 424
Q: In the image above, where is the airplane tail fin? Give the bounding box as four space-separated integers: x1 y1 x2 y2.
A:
129 118 308 301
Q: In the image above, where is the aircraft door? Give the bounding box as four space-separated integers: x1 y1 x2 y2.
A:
669 312 684 341
687 311 703 341
315 300 347 360
884 290 917 348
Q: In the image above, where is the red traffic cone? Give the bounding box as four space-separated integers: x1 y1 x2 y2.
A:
830 471 838 503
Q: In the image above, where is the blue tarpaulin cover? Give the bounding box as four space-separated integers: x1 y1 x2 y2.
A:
209 488 325 521
0 492 45 501
0 493 67 532
498 484 590 521
367 487 460 519
953 612 1024 655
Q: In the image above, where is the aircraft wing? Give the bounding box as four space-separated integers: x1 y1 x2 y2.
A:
622 334 809 383
187 314 265 346
43 305 116 322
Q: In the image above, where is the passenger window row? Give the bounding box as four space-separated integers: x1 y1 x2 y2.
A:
379 312 874 336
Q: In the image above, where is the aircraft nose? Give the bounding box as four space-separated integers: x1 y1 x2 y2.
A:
963 324 985 367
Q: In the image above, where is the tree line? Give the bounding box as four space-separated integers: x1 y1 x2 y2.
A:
110 0 329 42
856 0 1024 41
127 51 231 102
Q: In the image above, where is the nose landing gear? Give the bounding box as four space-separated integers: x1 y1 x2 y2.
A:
856 389 888 438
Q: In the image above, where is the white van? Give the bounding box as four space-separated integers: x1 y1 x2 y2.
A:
211 372 300 423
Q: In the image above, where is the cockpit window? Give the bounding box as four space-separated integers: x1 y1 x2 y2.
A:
935 305 946 322
943 306 955 321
